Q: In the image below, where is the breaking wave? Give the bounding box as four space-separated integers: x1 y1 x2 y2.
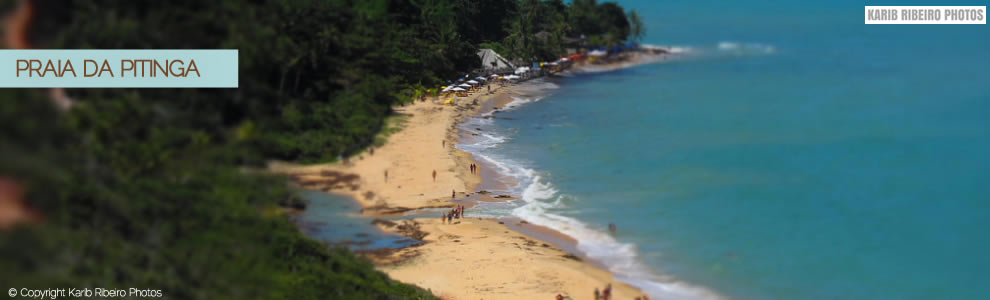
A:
455 80 724 299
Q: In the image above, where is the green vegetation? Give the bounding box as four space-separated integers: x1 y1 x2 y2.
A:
0 0 643 298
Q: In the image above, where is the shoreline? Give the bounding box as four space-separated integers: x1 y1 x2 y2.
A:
273 51 674 299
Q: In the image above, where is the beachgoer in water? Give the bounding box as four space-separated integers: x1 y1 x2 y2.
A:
447 212 453 223
609 223 617 233
433 170 437 182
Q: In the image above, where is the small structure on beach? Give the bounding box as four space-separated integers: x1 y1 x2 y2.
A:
477 49 515 72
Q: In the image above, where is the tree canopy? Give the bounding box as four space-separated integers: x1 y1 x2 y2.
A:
0 0 647 298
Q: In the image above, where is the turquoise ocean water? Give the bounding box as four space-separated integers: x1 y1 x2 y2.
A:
458 0 990 299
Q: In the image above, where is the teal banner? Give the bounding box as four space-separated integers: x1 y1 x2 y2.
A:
0 50 238 88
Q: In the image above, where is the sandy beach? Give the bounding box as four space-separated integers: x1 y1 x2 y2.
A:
270 85 515 213
272 53 670 299
369 218 643 300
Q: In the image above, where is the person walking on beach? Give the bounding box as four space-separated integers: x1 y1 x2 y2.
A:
603 284 612 300
442 212 446 224
433 170 437 182
447 212 453 223
384 169 388 183
594 288 601 300
442 140 446 148
452 189 456 199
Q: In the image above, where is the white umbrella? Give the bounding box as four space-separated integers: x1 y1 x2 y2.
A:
458 83 471 87
504 75 520 80
489 74 499 78
442 86 454 92
588 50 607 57
451 87 466 91
467 80 479 84
476 77 486 81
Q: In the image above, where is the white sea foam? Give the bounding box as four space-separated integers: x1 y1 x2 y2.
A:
503 96 540 110
510 175 723 300
456 78 724 300
716 41 776 55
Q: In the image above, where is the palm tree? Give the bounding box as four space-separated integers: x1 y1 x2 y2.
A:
628 10 645 43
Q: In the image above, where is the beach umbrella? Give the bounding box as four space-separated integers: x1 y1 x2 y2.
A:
451 87 466 91
442 86 453 92
489 74 499 78
476 77 487 81
467 80 479 84
458 83 471 88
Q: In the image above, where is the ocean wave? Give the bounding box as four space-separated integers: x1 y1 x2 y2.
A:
510 175 723 300
456 74 723 299
716 41 776 55
503 96 543 110
466 142 722 299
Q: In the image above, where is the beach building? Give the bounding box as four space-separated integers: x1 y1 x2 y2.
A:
477 48 515 74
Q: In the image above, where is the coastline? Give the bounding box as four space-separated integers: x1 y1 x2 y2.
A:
272 51 672 299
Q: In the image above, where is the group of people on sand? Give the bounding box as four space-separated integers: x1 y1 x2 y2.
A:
586 283 648 300
594 284 612 300
441 205 466 224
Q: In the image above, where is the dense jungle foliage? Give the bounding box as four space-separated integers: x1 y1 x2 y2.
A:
0 0 642 299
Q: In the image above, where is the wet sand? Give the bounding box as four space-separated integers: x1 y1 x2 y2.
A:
273 52 672 299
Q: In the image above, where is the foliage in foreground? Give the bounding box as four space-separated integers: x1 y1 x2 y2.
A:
0 95 437 299
0 0 643 298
